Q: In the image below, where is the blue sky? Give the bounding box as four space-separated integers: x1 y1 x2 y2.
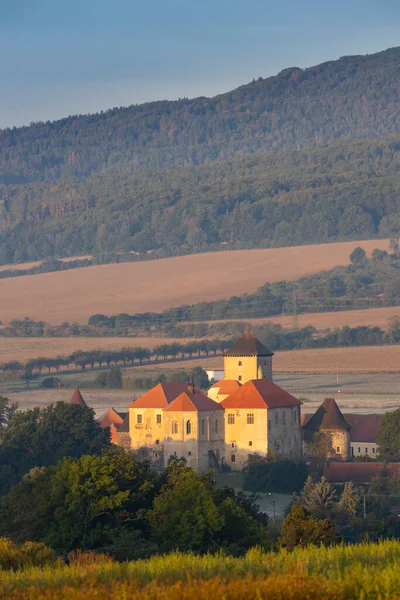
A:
1 0 399 128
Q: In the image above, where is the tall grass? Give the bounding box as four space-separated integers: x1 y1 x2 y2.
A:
2 540 400 598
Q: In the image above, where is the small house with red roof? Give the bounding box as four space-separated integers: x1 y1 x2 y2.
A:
97 407 127 444
302 397 351 460
220 379 302 469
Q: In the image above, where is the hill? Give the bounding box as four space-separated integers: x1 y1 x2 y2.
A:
1 47 399 183
0 49 400 264
0 239 388 324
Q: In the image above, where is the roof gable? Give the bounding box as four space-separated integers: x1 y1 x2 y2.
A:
128 382 188 409
209 379 242 394
220 379 301 409
302 398 350 432
165 389 223 412
343 413 382 443
224 330 274 357
97 407 125 428
70 388 86 407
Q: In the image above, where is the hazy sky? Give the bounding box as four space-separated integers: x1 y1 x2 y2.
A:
1 0 399 128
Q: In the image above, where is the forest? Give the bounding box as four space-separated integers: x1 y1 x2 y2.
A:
0 47 400 264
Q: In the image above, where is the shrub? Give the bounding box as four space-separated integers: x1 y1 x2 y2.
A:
0 537 58 570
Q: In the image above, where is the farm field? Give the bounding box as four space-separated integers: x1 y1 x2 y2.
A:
0 239 389 325
2 540 400 599
216 306 400 332
0 336 193 363
0 255 93 273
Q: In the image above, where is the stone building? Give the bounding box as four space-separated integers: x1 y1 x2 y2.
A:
223 329 274 383
220 379 302 470
302 398 351 460
163 385 225 471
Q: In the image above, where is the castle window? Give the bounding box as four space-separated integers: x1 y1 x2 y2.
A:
231 442 236 449
238 375 242 381
231 454 236 463
155 439 160 445
365 447 368 454
238 361 242 366
188 451 192 456
172 421 178 434
155 452 158 458
352 447 354 455
137 414 143 424
249 441 253 446
156 414 162 424
336 446 341 453
228 414 235 425
372 447 375 454
268 420 271 431
247 414 254 424
215 419 218 434
201 419 206 435
358 447 361 453
275 412 278 425
186 420 191 435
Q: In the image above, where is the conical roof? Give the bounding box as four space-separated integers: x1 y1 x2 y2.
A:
224 330 274 357
302 398 350 432
70 387 87 407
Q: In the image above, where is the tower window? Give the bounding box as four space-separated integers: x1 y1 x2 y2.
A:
215 419 218 434
238 361 242 366
247 414 254 424
172 421 178 434
186 420 191 435
188 451 192 456
249 441 253 446
201 419 206 435
336 446 341 453
228 414 235 424
268 420 271 431
238 375 242 381
156 414 162 424
155 439 160 445
231 442 236 449
231 454 236 463
137 414 143 424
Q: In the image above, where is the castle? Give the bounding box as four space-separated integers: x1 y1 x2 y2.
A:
98 330 303 471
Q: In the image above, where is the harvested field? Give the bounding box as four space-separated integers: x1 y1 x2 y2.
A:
222 306 400 332
0 337 192 363
0 239 389 324
131 345 400 373
0 255 92 273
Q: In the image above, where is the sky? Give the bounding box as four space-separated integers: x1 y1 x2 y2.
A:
0 0 399 128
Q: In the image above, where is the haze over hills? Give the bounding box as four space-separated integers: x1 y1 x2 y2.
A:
0 47 399 266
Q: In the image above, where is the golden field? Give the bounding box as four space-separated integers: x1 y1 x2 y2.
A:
0 239 389 325
0 337 191 364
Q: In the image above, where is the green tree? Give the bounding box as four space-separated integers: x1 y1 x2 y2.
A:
349 246 367 264
376 409 400 460
307 477 337 509
338 482 360 516
278 505 336 551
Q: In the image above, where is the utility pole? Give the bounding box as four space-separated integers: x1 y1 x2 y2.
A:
363 494 367 518
271 500 276 525
292 288 299 331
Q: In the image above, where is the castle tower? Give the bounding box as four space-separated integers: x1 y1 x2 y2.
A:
223 330 274 384
302 397 351 460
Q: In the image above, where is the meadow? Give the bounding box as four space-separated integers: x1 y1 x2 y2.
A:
1 540 400 599
0 239 389 325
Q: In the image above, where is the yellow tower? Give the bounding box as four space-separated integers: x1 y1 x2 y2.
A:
223 330 274 384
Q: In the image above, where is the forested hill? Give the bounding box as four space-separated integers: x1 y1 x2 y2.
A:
1 47 400 184
1 136 400 264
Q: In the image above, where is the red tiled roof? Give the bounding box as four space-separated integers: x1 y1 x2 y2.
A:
70 388 86 407
97 407 125 428
323 462 400 484
128 382 188 409
220 379 301 409
224 330 274 357
302 398 350 432
343 414 382 443
164 389 223 412
209 380 242 394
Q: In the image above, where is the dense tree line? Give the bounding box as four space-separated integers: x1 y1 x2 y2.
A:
1 134 400 263
1 48 399 186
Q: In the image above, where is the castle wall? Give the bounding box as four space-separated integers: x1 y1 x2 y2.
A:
267 406 302 459
129 406 165 449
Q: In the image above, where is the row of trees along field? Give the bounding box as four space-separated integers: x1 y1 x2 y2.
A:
1 135 400 264
0 394 400 565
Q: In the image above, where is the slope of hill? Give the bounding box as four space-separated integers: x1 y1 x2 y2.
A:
0 240 389 324
1 135 400 264
1 47 399 183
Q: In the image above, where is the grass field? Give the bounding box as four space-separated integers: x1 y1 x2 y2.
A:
0 239 389 325
1 540 400 599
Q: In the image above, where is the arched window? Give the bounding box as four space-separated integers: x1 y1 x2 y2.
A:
201 419 206 435
172 421 178 434
186 420 191 435
215 419 218 434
